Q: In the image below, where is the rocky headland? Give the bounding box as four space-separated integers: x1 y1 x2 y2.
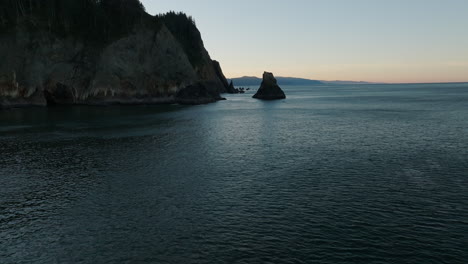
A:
253 72 286 100
0 1 233 108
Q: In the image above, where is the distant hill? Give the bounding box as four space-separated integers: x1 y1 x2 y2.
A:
321 80 381 85
230 76 385 86
230 76 323 86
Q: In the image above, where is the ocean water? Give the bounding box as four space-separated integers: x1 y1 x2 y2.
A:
1 83 467 264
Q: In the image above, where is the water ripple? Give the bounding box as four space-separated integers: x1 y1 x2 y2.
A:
1 84 468 263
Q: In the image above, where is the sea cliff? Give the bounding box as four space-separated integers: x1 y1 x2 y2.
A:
0 1 230 108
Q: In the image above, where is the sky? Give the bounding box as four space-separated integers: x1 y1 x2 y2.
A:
140 0 468 83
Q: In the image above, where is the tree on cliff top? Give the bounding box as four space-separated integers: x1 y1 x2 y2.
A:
157 11 204 66
0 0 146 40
0 1 205 66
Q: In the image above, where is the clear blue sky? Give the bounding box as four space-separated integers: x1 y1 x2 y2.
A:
141 0 468 83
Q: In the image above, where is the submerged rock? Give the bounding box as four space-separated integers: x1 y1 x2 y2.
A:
253 72 286 100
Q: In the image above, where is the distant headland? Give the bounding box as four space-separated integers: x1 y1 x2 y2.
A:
230 76 323 86
230 76 382 86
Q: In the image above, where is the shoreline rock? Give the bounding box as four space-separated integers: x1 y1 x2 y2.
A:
175 82 225 105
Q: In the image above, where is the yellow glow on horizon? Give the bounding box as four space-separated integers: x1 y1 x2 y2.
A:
141 0 468 84
224 62 468 83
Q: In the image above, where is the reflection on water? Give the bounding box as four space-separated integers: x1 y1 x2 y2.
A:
1 84 468 263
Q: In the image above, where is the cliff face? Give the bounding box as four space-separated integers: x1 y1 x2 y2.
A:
0 13 229 108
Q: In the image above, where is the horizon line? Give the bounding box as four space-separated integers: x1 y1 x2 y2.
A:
228 76 468 85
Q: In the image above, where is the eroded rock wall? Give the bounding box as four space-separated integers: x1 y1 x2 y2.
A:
0 23 228 108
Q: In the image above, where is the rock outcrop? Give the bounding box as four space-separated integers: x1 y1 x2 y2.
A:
212 61 245 94
0 10 229 108
227 81 242 94
175 82 224 105
212 60 230 93
253 72 286 100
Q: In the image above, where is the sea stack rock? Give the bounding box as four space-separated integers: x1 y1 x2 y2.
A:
253 72 286 100
227 80 238 94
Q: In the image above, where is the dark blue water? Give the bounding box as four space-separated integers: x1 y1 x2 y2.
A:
1 83 467 264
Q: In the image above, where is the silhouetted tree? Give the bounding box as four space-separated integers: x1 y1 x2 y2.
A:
0 0 147 40
157 11 204 65
0 0 206 62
